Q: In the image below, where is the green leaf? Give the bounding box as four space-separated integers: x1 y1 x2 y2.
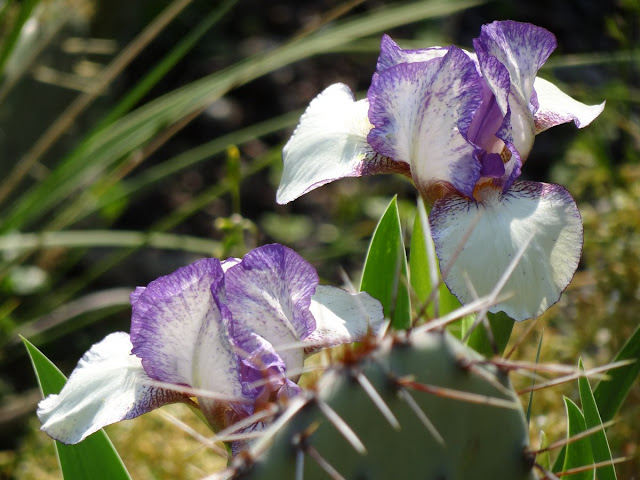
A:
361 196 410 330
537 431 551 472
552 445 567 475
409 203 460 322
526 330 544 426
561 397 594 480
466 311 514 357
0 0 40 76
593 323 640 422
579 359 617 480
23 336 132 480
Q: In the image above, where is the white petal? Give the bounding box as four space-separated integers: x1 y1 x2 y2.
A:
37 332 184 444
277 83 384 204
430 181 583 321
305 285 385 354
533 77 605 133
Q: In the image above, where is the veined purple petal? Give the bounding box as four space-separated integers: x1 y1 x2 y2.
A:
533 77 605 133
304 285 385 355
430 181 583 321
474 21 556 107
376 34 448 72
473 21 556 179
38 332 186 444
469 46 528 191
129 258 246 428
367 47 484 198
224 244 318 373
232 328 302 400
277 83 408 205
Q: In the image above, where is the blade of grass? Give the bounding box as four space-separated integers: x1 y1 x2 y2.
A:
0 0 484 232
593 323 640 422
537 431 551 472
560 397 594 480
95 0 238 133
23 336 132 480
526 330 544 426
578 358 617 480
0 0 194 206
49 107 301 233
22 147 280 323
0 230 222 256
0 0 40 75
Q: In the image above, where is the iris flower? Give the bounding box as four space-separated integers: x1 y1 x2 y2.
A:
37 244 384 446
277 21 604 321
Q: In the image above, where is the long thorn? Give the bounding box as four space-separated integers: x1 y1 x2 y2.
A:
209 405 276 445
529 420 616 454
504 318 540 360
355 371 400 430
316 399 366 454
157 409 226 456
413 293 501 335
305 445 347 480
398 378 519 410
397 387 445 445
554 456 630 477
534 463 561 480
249 395 310 459
464 362 514 398
517 362 631 395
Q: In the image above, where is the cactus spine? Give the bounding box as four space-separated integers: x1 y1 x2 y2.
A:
226 329 538 480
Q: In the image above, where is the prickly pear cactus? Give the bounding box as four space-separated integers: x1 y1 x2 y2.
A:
234 330 538 480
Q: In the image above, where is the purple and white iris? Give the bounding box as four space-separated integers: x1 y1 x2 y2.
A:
277 21 604 321
37 244 384 445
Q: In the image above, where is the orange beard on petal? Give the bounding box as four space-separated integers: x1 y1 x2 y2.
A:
418 181 460 205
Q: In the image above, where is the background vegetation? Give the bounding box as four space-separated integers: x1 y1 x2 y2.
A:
0 0 638 478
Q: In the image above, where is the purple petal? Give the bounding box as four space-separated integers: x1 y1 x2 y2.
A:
224 244 318 373
474 21 556 107
129 258 246 429
304 286 385 355
533 77 605 133
430 181 583 321
376 34 448 72
366 47 483 198
469 46 527 191
277 83 408 205
38 332 186 444
473 21 557 183
232 328 302 400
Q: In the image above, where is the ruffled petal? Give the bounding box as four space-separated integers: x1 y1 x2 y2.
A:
430 181 583 321
367 47 483 198
232 327 302 398
305 285 385 355
129 258 246 429
376 34 448 72
533 77 605 133
224 244 318 373
474 21 556 107
473 21 556 175
38 332 185 444
277 83 407 205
